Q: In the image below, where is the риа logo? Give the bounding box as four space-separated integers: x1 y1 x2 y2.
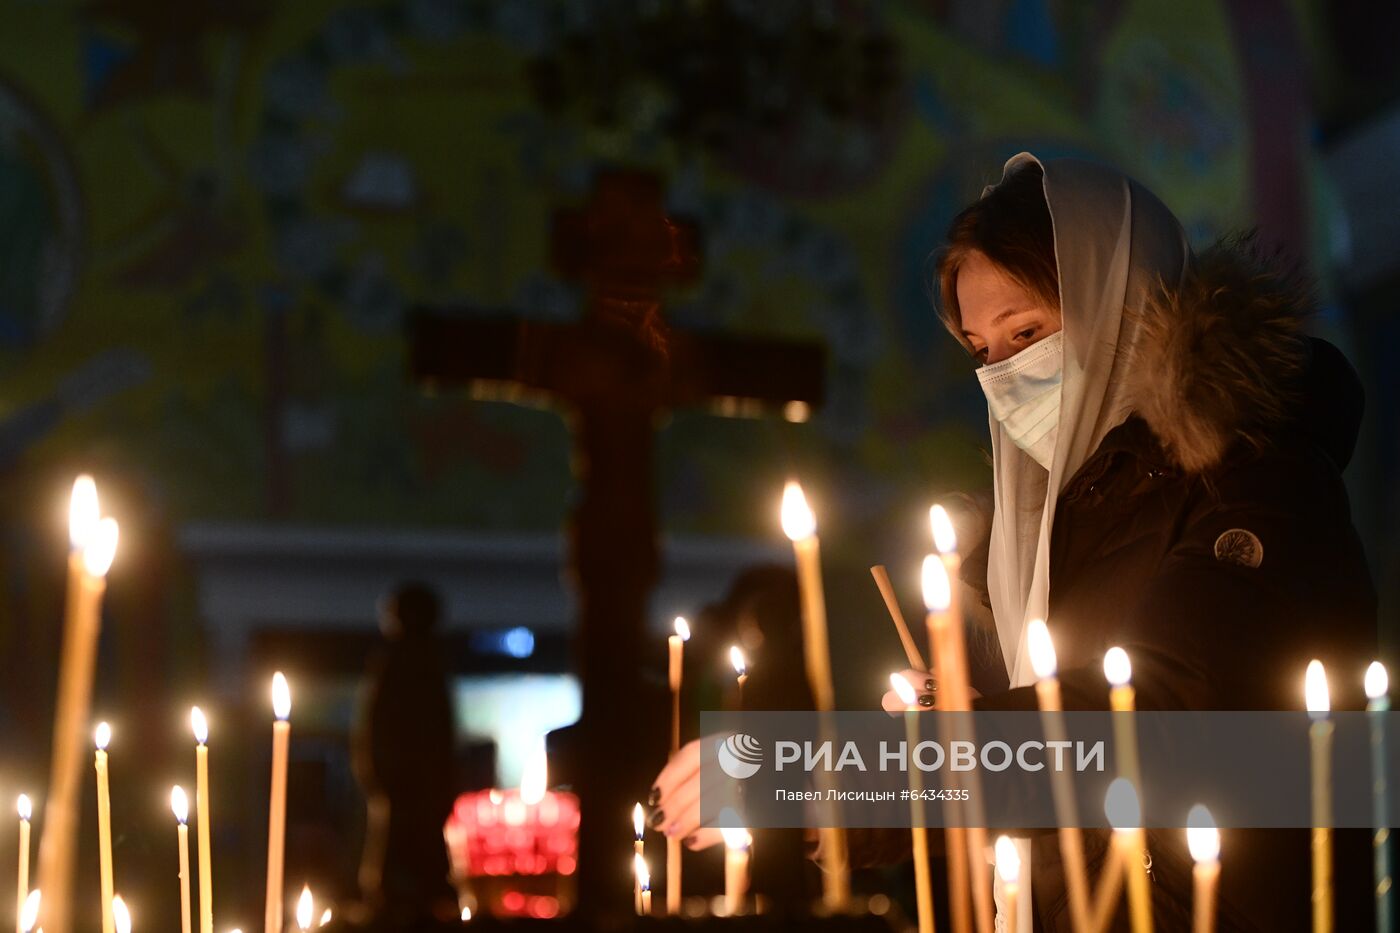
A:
716 733 764 779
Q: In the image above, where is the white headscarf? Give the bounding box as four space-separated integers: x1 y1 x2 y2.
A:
981 153 1191 690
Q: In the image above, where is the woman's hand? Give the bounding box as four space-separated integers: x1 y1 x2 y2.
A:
881 669 938 713
647 737 730 851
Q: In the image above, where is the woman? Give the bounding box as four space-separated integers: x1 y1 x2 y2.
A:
651 154 1377 931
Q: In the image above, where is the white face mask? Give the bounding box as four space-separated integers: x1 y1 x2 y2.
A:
975 330 1064 469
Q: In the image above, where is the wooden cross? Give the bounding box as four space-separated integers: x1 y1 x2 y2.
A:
408 170 824 919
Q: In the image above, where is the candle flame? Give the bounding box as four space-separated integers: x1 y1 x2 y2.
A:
272 672 292 721
1186 804 1220 863
1103 647 1131 688
20 890 40 933
95 721 111 751
1027 619 1057 680
1305 659 1330 717
83 517 119 578
673 616 691 641
112 895 130 933
318 909 332 927
720 826 752 850
632 803 644 839
920 554 950 612
994 835 1021 884
460 907 472 921
296 886 313 931
190 706 209 745
520 739 547 805
1367 661 1389 701
929 504 958 555
171 785 188 824
1104 777 1141 830
633 852 650 891
780 481 816 541
17 794 31 821
729 644 747 677
889 672 918 708
69 475 99 551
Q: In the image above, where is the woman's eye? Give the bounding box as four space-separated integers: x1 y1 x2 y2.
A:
1014 327 1038 342
974 348 988 364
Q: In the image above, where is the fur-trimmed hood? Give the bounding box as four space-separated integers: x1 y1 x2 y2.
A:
1124 235 1364 473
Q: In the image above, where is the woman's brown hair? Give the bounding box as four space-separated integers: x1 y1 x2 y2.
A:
935 162 1061 351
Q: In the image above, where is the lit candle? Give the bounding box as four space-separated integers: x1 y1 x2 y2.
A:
295 886 312 932
1105 777 1152 933
19 890 40 933
36 477 116 933
780 480 849 909
729 644 748 707
890 674 935 933
1104 647 1143 796
265 673 291 933
318 909 331 928
1027 619 1091 933
721 825 751 916
1307 660 1333 933
1367 661 1391 933
1187 804 1220 933
995 835 1021 933
191 707 214 933
172 787 192 933
922 554 971 933
16 796 31 933
632 803 644 915
633 854 651 916
667 616 689 915
94 722 115 933
111 895 129 933
930 506 995 933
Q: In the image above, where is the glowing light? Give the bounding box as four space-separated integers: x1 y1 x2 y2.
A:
994 835 1021 884
318 908 332 927
95 721 111 751
889 672 918 708
1104 778 1141 830
633 852 650 891
729 645 747 678
632 803 644 840
83 518 119 578
921 555 950 612
70 475 99 550
296 886 313 931
1305 660 1330 717
720 826 752 851
17 794 31 821
171 786 188 824
673 616 691 641
1367 661 1388 701
779 482 816 541
1103 647 1131 688
929 505 957 554
460 907 472 921
20 889 41 933
112 895 130 933
272 672 292 721
1027 619 1057 680
520 740 547 806
190 707 209 745
1186 804 1220 863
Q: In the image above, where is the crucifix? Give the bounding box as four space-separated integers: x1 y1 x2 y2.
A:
408 170 824 919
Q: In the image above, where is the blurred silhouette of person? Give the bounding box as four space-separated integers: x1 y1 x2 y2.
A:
352 582 459 923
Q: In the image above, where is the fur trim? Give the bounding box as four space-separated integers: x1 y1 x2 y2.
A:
1125 234 1312 473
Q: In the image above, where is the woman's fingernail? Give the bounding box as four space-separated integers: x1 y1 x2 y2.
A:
925 679 935 692
647 787 661 807
648 809 666 830
918 694 934 707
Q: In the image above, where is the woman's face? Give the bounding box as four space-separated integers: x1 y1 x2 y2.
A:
955 250 1061 365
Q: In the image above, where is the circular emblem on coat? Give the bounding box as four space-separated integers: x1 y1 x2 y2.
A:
1214 528 1263 568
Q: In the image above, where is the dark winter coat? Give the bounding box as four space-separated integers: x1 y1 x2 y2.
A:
848 240 1378 932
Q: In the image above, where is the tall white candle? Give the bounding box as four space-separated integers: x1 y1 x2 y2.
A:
94 722 115 933
1366 661 1391 933
172 787 192 933
1105 778 1152 933
1186 804 1220 933
16 795 31 933
891 674 935 933
633 803 644 915
995 835 1021 933
666 616 689 915
266 674 291 933
191 707 213 933
1307 660 1333 933
721 826 751 916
